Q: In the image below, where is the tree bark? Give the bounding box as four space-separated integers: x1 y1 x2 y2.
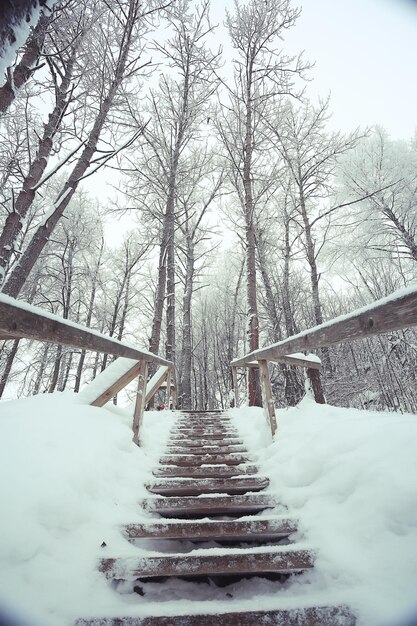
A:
0 11 51 114
243 66 261 407
180 236 194 409
0 46 76 281
2 3 137 297
0 338 20 398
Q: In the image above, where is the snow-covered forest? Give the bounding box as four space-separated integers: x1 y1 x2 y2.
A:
1 3 417 626
0 0 416 411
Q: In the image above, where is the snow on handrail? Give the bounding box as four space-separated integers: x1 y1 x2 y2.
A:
232 283 417 367
0 293 172 367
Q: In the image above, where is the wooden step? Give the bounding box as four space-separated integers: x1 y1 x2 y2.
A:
171 430 238 438
122 517 297 541
152 465 258 479
76 605 357 625
99 547 314 579
169 433 240 441
167 439 243 448
176 420 232 425
170 434 241 442
147 476 269 496
141 493 276 517
166 446 248 455
160 454 252 466
174 416 231 421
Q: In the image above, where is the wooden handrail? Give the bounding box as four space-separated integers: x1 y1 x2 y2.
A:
0 293 175 446
232 284 417 366
231 283 417 436
0 294 171 366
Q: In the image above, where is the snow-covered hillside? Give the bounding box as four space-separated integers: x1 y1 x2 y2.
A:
0 394 416 625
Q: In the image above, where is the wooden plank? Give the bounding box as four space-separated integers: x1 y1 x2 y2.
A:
232 286 417 366
144 366 169 404
165 369 171 407
140 493 277 516
90 362 142 407
258 359 277 437
168 366 177 410
0 332 19 340
98 548 314 579
75 606 357 626
168 439 243 447
132 361 148 446
122 517 298 541
244 355 321 370
231 366 239 407
152 465 258 479
0 294 171 366
167 445 248 455
147 476 269 496
159 454 252 466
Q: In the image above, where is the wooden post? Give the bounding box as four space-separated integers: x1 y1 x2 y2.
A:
231 366 239 408
306 368 326 404
165 369 171 408
171 367 177 410
258 359 277 437
132 360 148 446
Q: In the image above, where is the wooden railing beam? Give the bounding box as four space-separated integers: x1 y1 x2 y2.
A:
145 366 169 405
232 286 417 367
0 294 171 367
89 361 142 407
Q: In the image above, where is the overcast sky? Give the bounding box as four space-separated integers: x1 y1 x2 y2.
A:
211 0 417 140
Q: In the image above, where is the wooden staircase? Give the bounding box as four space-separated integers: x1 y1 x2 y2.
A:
76 411 356 625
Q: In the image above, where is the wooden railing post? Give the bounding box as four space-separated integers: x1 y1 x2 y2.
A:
132 360 148 446
231 366 239 408
171 367 177 409
165 369 171 408
258 359 277 436
306 367 326 404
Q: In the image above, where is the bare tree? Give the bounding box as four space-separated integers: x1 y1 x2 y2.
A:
218 0 308 405
1 0 167 298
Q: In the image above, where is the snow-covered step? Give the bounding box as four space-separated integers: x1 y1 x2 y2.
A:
122 517 298 541
141 493 277 517
147 476 269 496
170 435 242 444
176 417 232 424
76 605 357 625
166 445 248 455
99 547 314 579
152 464 258 479
159 453 252 466
171 429 238 437
168 438 244 447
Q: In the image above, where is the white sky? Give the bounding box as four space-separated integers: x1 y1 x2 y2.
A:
211 0 417 139
98 0 417 246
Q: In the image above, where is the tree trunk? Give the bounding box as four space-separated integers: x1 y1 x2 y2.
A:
0 11 51 114
299 177 332 379
73 239 104 392
2 6 136 298
243 70 261 407
180 236 194 409
0 339 20 398
0 47 76 281
33 343 50 394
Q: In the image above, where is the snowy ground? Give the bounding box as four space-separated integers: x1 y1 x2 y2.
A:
0 393 416 625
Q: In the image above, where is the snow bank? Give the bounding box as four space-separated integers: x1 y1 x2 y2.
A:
231 401 417 626
0 393 175 625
